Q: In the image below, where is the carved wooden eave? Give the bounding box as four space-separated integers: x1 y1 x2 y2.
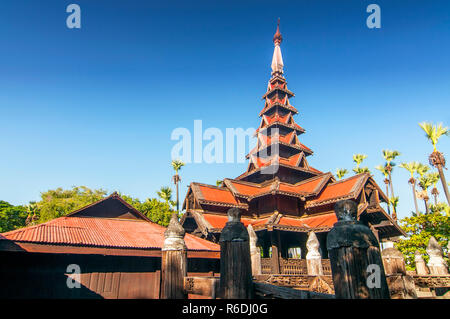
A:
366 204 406 237
238 162 321 181
262 86 295 99
254 122 305 138
250 140 314 157
259 102 298 117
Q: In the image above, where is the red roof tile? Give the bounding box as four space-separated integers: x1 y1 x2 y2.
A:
308 174 365 205
202 213 336 231
198 185 239 205
1 216 220 252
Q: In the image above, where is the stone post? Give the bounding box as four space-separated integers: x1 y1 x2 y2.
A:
414 251 429 276
426 236 449 275
219 208 254 299
248 224 262 276
327 200 390 299
161 213 187 299
382 247 417 299
306 231 323 276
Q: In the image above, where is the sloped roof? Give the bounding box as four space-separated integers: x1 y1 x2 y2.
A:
0 216 219 252
305 173 369 208
198 212 337 232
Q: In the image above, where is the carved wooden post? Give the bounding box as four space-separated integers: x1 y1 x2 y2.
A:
219 208 254 299
382 247 417 299
269 228 280 274
414 251 429 276
327 200 390 299
426 236 449 275
248 224 262 276
306 231 323 276
161 213 187 299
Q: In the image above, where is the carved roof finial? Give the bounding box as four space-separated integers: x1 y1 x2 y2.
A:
271 18 284 75
273 18 282 45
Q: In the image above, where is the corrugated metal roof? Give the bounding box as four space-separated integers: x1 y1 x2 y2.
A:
0 216 220 252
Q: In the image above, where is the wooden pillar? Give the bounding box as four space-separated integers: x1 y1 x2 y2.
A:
426 236 449 275
219 208 254 299
306 231 323 276
161 213 187 299
248 224 262 276
326 200 390 299
382 247 417 299
414 251 429 276
269 228 280 274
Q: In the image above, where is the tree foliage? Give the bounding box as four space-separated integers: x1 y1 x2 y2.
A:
0 201 28 232
36 186 107 223
0 186 178 230
396 210 450 271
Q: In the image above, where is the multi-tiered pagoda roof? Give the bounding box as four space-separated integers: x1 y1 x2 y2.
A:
181 22 405 243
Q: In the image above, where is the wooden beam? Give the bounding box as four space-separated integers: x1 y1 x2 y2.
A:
254 282 335 299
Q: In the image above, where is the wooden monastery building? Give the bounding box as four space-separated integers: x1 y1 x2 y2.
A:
0 193 219 298
181 23 405 275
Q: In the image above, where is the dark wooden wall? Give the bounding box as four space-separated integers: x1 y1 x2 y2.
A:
0 251 219 299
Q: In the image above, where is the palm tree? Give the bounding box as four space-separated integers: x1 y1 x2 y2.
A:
399 162 420 215
171 159 185 213
375 164 391 215
352 154 369 174
418 174 433 214
428 172 440 205
336 168 348 180
389 196 399 220
416 163 430 179
157 186 173 206
382 149 401 198
419 122 450 204
25 201 38 225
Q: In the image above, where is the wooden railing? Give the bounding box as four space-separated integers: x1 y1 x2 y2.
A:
260 258 332 275
261 258 272 274
280 258 308 275
322 259 332 275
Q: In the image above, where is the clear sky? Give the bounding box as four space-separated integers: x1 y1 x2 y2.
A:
0 0 449 220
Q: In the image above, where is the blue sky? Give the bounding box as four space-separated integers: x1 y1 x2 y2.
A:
0 0 449 220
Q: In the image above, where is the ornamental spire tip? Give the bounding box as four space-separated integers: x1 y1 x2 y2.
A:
273 18 282 45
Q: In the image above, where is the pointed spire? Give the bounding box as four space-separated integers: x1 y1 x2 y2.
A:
271 18 284 75
273 18 283 45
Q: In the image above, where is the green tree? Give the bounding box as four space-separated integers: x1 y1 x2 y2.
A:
157 186 173 206
389 196 399 220
36 186 107 223
428 172 440 205
137 198 176 227
396 211 449 271
352 154 370 174
418 173 433 214
0 201 28 232
171 159 185 213
335 168 348 180
375 163 392 215
419 122 450 205
399 162 420 215
382 149 401 198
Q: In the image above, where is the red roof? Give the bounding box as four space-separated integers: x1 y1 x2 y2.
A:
307 174 366 206
203 214 256 229
197 185 240 206
201 213 336 231
1 216 220 252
